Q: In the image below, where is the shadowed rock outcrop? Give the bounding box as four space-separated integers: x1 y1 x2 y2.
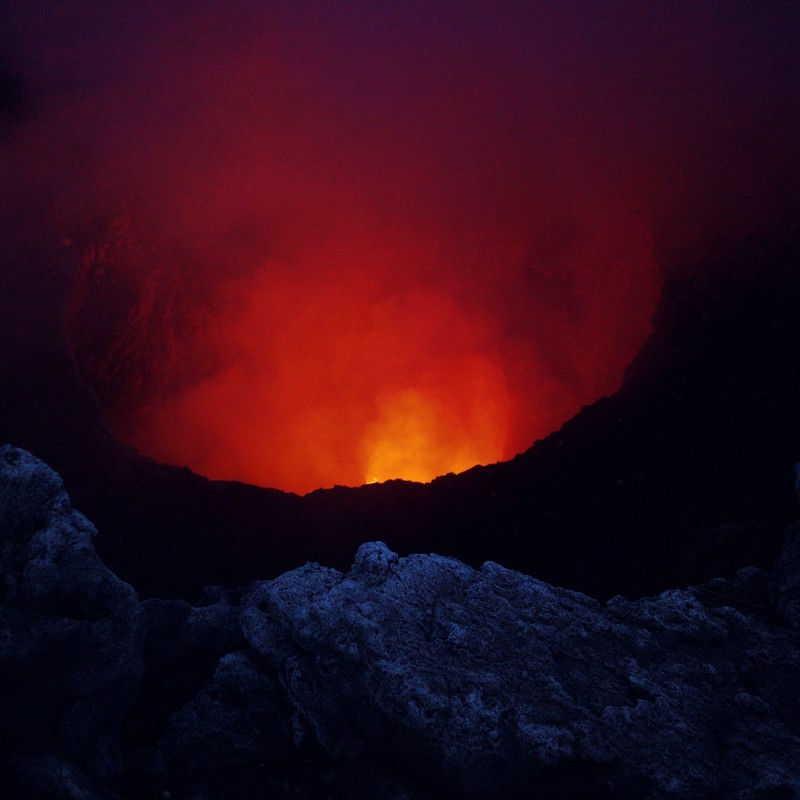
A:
0 445 143 799
230 541 800 799
141 530 800 797
768 469 800 633
3 448 800 799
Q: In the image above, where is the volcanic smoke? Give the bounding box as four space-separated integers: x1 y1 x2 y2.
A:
3 2 798 493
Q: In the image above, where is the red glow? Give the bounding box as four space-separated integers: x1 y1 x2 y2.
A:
4 3 798 493
70 205 657 494
31 3 693 493
111 238 517 493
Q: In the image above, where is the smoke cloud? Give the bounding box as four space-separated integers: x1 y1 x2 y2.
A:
1 2 798 492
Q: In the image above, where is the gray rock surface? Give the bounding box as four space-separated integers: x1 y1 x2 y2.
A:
0 445 143 799
240 542 800 799
2 447 800 799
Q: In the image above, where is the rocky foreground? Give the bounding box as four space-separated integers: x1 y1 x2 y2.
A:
1 444 799 799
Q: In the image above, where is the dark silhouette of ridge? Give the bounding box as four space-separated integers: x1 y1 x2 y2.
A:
1 225 798 600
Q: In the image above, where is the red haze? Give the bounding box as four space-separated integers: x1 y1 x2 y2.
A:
4 2 798 492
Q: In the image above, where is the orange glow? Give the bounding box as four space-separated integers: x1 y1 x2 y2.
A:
51 5 667 495
362 358 509 484
116 240 516 494
69 204 658 495
7 2 795 499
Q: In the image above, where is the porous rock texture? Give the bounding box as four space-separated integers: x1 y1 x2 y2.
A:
234 543 800 800
3 447 800 799
124 534 800 795
0 445 143 798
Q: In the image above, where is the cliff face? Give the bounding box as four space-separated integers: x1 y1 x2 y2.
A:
2 446 799 799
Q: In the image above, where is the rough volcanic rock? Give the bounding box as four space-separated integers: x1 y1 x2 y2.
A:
772 524 800 632
237 542 800 799
120 591 249 797
0 445 143 799
3 448 800 799
769 465 800 632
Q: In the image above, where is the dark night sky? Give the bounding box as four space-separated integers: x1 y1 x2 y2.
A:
1 1 799 493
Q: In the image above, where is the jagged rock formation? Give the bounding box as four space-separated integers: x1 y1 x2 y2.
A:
2 447 799 798
0 446 143 798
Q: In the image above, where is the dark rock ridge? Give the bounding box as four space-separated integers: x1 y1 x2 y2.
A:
2 447 800 798
0 445 143 798
1 228 799 600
